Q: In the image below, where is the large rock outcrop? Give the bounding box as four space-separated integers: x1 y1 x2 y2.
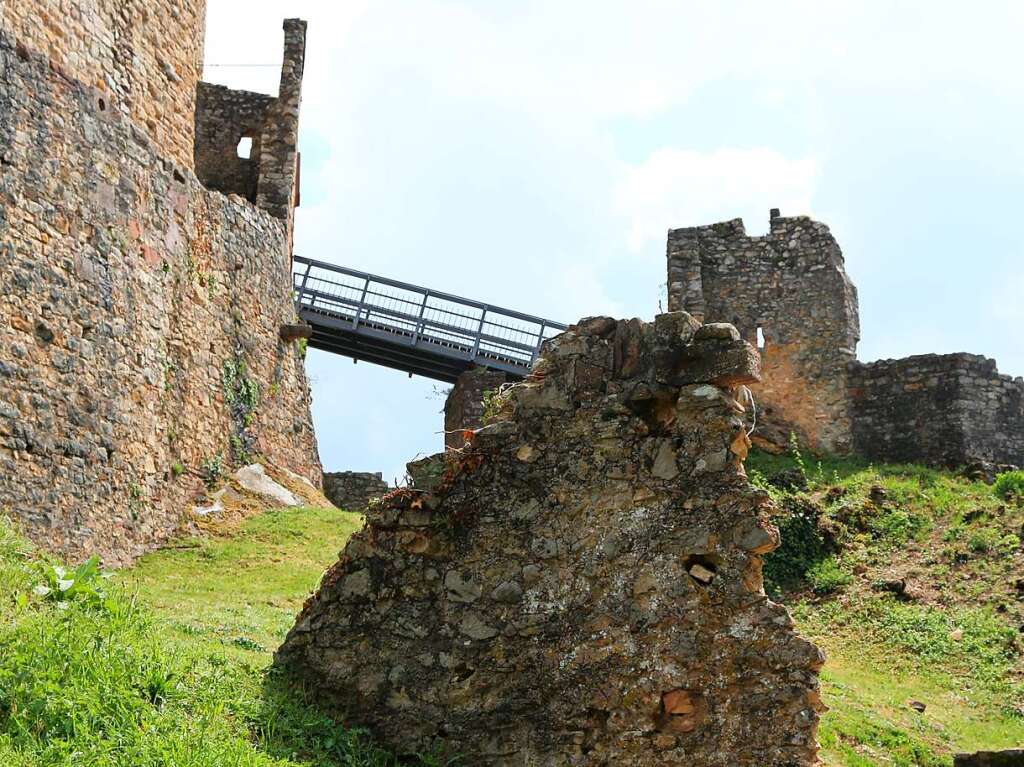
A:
276 313 824 766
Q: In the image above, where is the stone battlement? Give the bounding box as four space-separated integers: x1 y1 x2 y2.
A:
322 471 390 510
195 19 306 250
667 213 860 453
849 353 1024 467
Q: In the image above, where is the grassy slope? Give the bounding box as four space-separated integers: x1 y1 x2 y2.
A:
747 449 1024 766
1 454 1022 766
0 507 439 767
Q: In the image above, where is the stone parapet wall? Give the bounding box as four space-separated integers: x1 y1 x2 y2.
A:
277 313 824 766
322 471 390 510
0 30 320 565
849 354 1024 467
667 213 860 454
2 0 206 170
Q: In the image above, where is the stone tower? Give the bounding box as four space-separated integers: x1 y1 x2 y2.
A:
1 3 320 564
667 212 860 453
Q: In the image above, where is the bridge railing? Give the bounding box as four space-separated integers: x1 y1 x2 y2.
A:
292 256 567 373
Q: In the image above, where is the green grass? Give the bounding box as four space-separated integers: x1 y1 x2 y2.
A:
3 448 1023 767
749 444 1024 765
0 508 446 767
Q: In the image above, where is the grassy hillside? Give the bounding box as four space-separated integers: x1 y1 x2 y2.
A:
1 452 1022 765
747 447 1024 765
0 507 441 767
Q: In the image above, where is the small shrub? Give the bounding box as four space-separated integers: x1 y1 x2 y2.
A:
764 498 835 596
967 528 1019 555
297 337 308 359
789 432 808 484
222 359 259 415
869 508 927 546
171 461 184 477
201 452 224 486
994 470 1024 501
481 386 511 425
806 557 853 595
230 434 250 465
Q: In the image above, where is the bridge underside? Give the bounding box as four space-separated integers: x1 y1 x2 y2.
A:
293 256 567 384
302 308 481 383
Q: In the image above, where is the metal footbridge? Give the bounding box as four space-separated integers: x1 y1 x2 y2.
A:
292 256 568 383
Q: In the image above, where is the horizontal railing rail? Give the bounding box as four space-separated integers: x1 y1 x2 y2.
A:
292 255 568 377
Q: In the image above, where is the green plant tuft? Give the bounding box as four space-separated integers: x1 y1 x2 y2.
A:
201 452 224 486
994 470 1024 502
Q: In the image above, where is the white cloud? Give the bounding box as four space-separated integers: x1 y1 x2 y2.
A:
614 148 819 252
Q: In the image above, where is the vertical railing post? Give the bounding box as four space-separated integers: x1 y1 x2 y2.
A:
531 320 547 364
296 260 312 308
353 277 370 330
411 290 430 346
471 307 488 360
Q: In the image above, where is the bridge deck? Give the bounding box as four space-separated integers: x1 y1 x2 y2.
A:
293 256 568 382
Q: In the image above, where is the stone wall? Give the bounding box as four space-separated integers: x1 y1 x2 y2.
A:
277 313 824 766
194 19 306 252
322 471 390 510
849 354 1024 467
444 367 507 450
667 212 860 453
0 28 321 565
1 0 206 170
194 85 273 204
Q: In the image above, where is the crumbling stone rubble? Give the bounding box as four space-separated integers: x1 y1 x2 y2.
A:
276 313 824 766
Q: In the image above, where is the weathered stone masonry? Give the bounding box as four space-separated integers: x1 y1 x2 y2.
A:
669 211 1024 468
849 354 1024 467
2 0 206 170
668 213 860 454
322 471 390 511
443 366 507 450
194 19 306 252
0 13 320 564
278 314 824 766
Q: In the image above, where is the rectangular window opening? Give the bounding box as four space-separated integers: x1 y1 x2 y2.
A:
237 136 253 159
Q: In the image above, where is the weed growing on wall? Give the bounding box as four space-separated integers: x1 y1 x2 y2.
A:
221 356 259 465
201 453 223 486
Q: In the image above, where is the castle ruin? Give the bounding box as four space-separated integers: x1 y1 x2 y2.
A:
278 314 825 766
668 211 1024 468
0 2 321 564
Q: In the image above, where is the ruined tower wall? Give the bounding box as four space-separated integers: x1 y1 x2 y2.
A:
2 0 206 170
194 84 274 204
849 354 1024 467
277 314 824 766
667 214 860 453
194 18 306 254
0 30 320 565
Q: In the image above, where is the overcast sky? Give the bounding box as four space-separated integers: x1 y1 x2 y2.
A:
203 1 1024 483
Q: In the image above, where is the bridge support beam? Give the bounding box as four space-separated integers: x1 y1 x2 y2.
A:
443 367 507 450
